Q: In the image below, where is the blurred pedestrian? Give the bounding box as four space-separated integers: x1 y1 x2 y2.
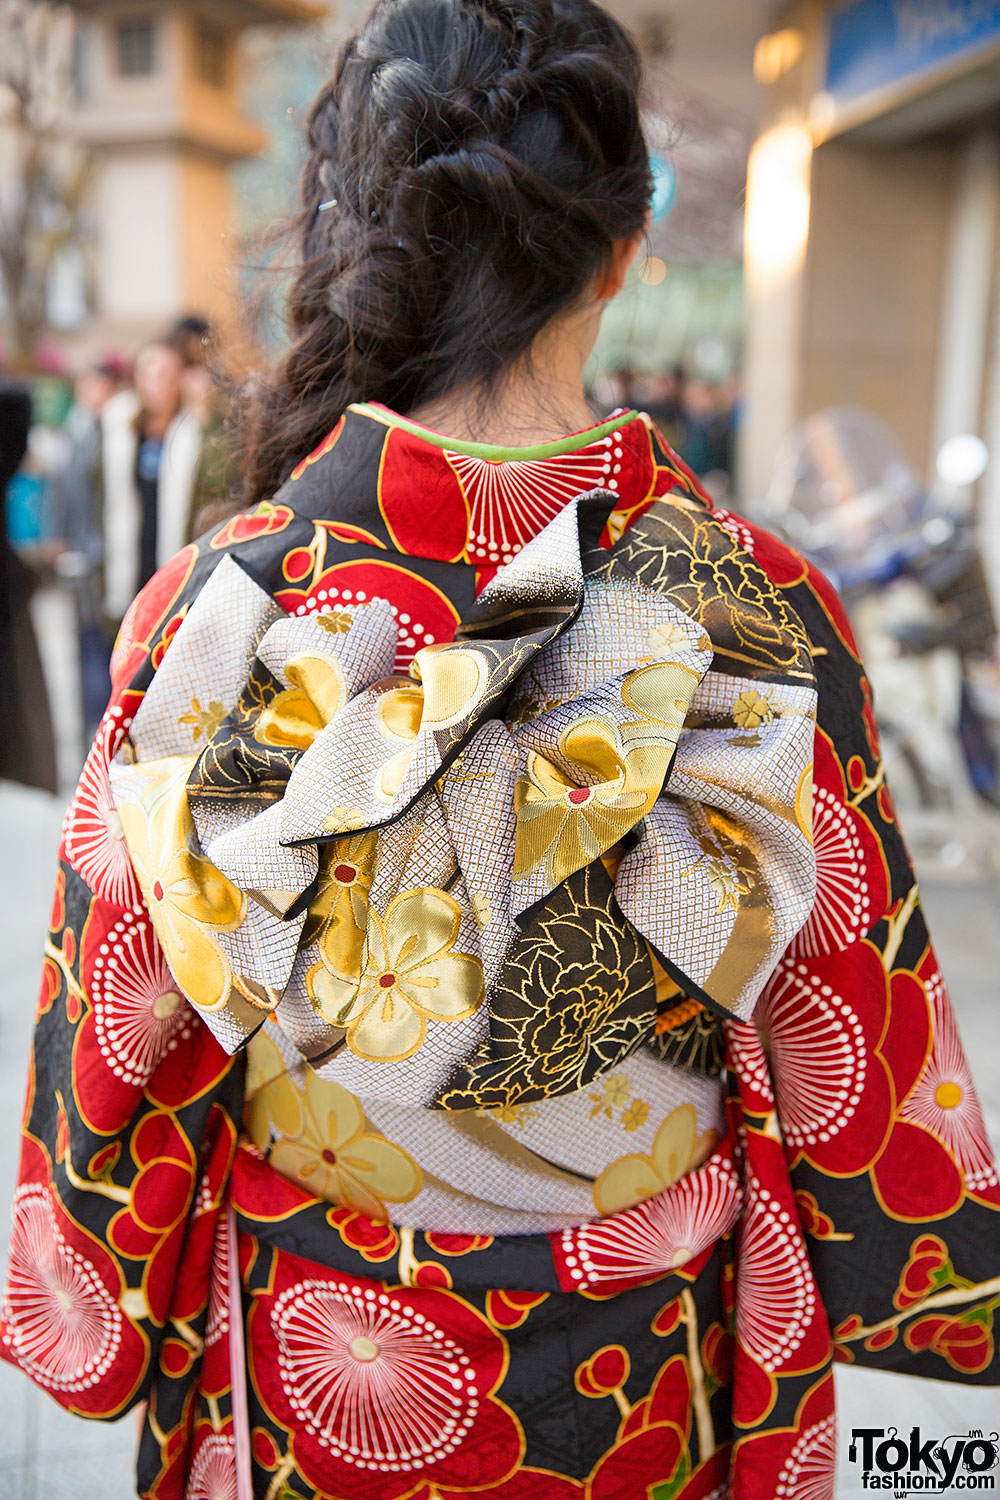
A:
0 377 57 793
47 358 127 736
101 340 203 623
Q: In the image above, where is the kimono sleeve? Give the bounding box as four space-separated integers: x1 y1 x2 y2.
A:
0 553 245 1420
744 533 1000 1384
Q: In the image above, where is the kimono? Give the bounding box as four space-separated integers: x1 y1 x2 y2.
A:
3 402 998 1500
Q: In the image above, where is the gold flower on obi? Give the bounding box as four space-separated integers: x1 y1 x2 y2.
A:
115 758 245 1013
684 818 758 915
307 888 484 1062
732 688 773 730
371 646 492 802
593 1103 719 1217
302 832 378 948
245 1034 420 1219
513 661 699 888
254 650 347 752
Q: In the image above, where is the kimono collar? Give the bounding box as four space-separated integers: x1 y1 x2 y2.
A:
277 402 657 576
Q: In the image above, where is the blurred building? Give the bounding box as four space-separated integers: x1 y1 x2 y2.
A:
63 0 323 344
591 1 770 383
742 0 1000 605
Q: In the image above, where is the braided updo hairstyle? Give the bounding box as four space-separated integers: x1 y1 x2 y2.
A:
241 0 652 506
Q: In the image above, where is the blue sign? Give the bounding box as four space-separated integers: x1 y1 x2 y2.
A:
650 155 677 223
826 0 1000 104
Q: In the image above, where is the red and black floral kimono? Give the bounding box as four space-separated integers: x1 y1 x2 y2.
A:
3 404 998 1500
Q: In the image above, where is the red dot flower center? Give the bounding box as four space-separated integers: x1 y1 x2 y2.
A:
321 1148 337 1166
378 973 397 989
567 787 592 806
152 880 164 902
333 863 356 885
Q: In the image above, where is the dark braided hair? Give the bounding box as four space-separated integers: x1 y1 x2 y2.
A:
240 0 652 506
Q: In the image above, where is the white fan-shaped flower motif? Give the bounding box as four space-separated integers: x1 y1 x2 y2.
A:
562 1157 742 1288
185 1432 238 1500
64 707 141 909
446 446 612 565
724 1018 775 1105
775 1416 837 1499
789 788 870 957
901 969 999 1194
2 1187 123 1392
272 1281 479 1471
736 1179 817 1373
758 964 866 1148
713 508 757 556
90 913 193 1086
204 1208 229 1350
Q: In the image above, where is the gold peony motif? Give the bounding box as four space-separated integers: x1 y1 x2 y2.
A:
593 1104 719 1216
245 1033 421 1219
115 757 245 1014
308 888 484 1062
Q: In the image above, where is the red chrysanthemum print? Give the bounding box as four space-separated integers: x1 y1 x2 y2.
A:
249 1253 522 1499
75 902 227 1135
277 559 460 672
788 732 889 959
755 958 873 1163
3 1185 123 1393
1 1173 146 1413
732 1373 836 1500
898 954 1000 1205
186 1428 239 1500
735 1176 821 1378
89 912 193 1087
208 502 295 551
554 1149 741 1296
63 703 142 910
110 545 197 692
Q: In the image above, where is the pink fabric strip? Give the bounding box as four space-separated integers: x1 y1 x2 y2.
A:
226 1203 254 1500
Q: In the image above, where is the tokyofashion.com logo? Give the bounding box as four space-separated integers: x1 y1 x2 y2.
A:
850 1427 1000 1492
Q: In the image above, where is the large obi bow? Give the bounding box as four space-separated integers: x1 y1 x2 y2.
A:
110 491 818 1111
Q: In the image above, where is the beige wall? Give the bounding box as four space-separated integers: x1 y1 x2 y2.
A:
178 153 238 331
93 150 183 326
741 0 970 501
800 138 953 477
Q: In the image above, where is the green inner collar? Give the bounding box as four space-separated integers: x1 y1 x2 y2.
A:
351 402 640 462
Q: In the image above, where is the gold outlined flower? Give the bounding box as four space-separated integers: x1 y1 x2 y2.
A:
246 1035 421 1218
115 758 244 1013
732 689 774 730
308 888 483 1061
593 1104 719 1215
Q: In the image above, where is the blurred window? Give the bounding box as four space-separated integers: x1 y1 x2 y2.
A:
116 16 156 78
195 21 229 88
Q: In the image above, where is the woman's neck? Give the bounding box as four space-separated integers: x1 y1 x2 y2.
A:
406 306 602 448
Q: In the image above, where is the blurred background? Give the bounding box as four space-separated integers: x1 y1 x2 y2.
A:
1 2 1000 1495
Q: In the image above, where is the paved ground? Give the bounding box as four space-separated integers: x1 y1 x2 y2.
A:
0 779 998 1498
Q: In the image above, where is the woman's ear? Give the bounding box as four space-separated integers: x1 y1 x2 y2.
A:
595 216 651 302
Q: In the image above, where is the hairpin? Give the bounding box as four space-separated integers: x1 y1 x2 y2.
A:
318 198 338 212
